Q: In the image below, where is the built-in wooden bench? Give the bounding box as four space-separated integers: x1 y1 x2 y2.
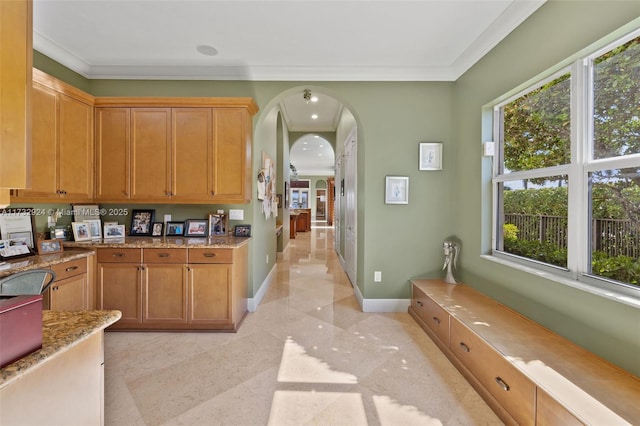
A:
409 279 640 425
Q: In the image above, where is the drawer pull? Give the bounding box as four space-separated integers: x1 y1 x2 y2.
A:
432 316 441 325
203 253 217 258
459 342 471 352
65 266 78 272
157 253 171 258
112 253 126 258
495 377 510 391
416 300 423 307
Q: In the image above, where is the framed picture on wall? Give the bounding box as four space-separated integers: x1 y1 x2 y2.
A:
385 176 409 204
419 142 443 171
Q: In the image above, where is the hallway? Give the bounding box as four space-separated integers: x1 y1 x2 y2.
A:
104 226 501 425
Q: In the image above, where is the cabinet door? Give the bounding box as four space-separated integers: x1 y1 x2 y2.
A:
143 264 188 324
172 108 212 201
95 107 130 201
98 263 142 328
49 274 87 311
0 0 31 190
187 264 230 323
58 93 93 201
130 108 171 200
17 83 58 198
212 108 250 203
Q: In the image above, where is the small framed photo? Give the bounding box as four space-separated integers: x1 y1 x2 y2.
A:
37 239 64 255
276 194 282 208
419 142 443 171
51 226 69 241
84 219 102 239
208 213 228 236
385 176 409 204
166 221 184 237
71 222 92 241
151 222 164 237
72 204 101 222
130 209 155 236
184 219 208 237
104 224 125 239
233 224 252 237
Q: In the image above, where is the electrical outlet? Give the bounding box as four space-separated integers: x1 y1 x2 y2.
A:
374 271 382 282
164 214 171 223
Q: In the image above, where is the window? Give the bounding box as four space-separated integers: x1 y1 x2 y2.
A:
493 31 640 294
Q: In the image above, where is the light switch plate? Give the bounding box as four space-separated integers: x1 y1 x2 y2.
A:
483 142 495 156
229 209 244 220
164 214 172 223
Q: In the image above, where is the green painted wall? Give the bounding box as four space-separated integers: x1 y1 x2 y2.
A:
453 1 640 375
28 1 640 375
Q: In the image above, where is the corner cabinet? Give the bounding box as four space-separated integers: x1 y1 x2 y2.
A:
12 69 94 202
95 98 257 204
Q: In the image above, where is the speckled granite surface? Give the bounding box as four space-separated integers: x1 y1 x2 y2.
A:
0 249 93 278
63 235 250 249
0 309 121 388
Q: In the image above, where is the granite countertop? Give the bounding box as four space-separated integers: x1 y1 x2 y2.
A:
0 309 121 388
0 248 93 278
63 235 250 249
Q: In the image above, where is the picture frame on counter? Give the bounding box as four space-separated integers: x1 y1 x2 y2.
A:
104 224 125 239
151 222 164 237
84 219 102 239
166 221 184 237
208 213 227 236
0 208 36 249
184 219 208 237
72 204 101 222
129 209 155 236
71 222 92 242
37 239 64 255
233 224 251 237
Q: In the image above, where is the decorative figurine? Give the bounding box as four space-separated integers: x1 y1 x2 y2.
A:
442 240 460 284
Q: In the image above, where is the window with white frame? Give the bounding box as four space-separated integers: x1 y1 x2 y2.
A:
493 31 640 294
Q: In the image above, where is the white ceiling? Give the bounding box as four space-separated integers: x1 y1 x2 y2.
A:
33 0 545 175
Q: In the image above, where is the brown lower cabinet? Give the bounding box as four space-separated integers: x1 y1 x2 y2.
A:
97 245 247 331
44 256 92 311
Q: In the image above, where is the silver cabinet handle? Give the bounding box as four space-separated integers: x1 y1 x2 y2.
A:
459 342 471 352
65 266 78 272
157 253 170 258
113 253 125 257
495 377 510 391
416 300 423 307
432 316 441 325
203 253 217 258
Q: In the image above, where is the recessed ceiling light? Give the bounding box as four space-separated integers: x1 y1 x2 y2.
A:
313 135 319 138
318 153 323 156
311 114 318 119
311 96 318 103
319 144 324 148
196 45 218 56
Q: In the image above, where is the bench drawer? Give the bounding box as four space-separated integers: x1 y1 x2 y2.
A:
450 318 535 426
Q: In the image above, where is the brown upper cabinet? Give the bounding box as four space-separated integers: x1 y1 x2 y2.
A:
12 69 95 202
0 0 32 206
95 98 257 204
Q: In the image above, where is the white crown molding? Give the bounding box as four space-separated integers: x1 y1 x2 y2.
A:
34 31 91 77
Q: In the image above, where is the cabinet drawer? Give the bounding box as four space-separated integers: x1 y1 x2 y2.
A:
536 387 583 426
143 248 187 264
51 258 87 281
450 318 535 425
188 248 233 264
97 248 142 263
412 285 450 345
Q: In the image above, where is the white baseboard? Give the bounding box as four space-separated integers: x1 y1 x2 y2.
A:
247 263 277 312
348 269 410 313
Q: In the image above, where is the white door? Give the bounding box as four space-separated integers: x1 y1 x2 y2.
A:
334 155 342 253
344 129 357 285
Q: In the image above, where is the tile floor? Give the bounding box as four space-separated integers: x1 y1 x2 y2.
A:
104 224 502 425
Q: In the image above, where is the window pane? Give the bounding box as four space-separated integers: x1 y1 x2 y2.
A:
593 36 640 159
501 74 571 173
498 176 568 268
589 168 640 286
